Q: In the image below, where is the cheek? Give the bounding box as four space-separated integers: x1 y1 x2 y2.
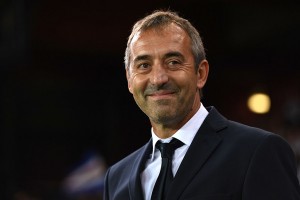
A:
127 76 134 94
126 69 133 93
128 74 147 94
175 72 198 88
128 79 133 94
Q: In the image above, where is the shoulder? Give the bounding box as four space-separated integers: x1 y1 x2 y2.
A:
206 106 293 154
227 119 288 145
223 118 293 154
207 106 287 143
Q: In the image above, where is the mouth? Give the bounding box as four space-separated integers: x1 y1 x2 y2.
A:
147 90 176 100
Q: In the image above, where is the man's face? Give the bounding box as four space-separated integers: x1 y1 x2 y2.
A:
126 23 207 127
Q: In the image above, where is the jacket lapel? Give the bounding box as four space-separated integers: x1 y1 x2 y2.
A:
168 107 228 199
128 139 153 200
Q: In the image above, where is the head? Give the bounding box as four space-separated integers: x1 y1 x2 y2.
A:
125 10 206 71
125 10 209 137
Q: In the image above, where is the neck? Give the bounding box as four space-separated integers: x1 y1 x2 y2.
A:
151 101 201 139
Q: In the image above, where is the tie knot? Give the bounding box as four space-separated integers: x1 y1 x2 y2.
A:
156 138 184 159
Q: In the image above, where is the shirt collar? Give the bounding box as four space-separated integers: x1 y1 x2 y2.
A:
150 103 209 160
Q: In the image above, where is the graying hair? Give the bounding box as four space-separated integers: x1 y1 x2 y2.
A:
124 10 206 69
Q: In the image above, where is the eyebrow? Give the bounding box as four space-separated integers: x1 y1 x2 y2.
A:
163 51 185 60
133 51 184 63
133 55 151 64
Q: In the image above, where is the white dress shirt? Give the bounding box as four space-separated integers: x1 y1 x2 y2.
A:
141 104 209 200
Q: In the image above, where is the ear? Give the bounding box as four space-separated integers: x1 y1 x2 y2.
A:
126 68 133 94
197 59 209 89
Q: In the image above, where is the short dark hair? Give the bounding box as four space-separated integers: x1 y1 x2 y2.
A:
124 10 206 70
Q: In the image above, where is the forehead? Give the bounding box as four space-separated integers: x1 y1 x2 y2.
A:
132 23 187 43
130 23 191 56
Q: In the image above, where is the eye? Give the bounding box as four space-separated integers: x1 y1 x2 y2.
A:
169 60 180 65
138 63 151 69
134 62 151 72
167 59 181 68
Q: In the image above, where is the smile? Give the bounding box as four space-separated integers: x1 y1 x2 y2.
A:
147 91 175 100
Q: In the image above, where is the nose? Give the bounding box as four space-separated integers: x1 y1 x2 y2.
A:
150 63 169 86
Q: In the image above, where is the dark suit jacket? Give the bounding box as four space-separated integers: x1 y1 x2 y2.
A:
104 107 300 200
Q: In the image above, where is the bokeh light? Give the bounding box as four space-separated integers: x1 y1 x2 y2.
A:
247 93 271 114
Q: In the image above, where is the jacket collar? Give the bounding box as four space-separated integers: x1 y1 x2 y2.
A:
128 139 153 200
167 106 228 199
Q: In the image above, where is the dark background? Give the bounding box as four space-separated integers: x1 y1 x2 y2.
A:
1 0 300 199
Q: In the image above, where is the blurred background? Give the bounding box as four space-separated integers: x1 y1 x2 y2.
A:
1 0 300 199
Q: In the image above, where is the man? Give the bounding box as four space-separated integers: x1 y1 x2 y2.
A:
103 10 300 200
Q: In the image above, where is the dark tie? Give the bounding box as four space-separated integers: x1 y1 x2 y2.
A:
151 138 184 200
